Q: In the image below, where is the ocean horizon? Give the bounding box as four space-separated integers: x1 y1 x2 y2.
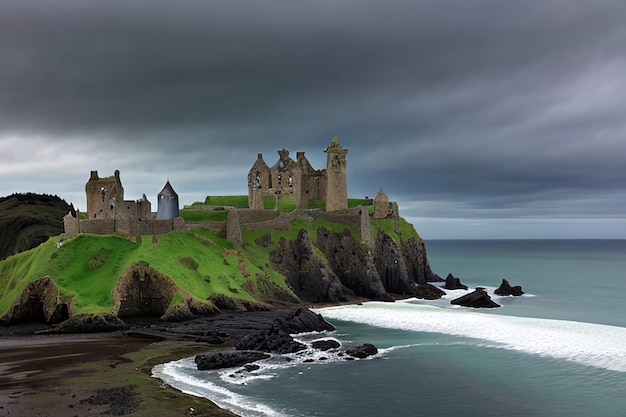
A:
153 239 626 416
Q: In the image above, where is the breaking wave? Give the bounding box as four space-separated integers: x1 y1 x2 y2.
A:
317 300 626 373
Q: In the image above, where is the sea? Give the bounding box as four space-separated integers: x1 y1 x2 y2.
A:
153 240 626 417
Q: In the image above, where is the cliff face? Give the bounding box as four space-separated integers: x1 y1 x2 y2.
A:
271 226 441 303
270 229 354 303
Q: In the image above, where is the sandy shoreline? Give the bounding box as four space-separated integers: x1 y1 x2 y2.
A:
0 332 239 417
0 308 333 416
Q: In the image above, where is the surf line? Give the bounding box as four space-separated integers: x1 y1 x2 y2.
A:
317 301 626 373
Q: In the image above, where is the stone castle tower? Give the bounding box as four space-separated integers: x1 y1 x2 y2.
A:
324 136 348 211
85 170 124 219
156 181 180 220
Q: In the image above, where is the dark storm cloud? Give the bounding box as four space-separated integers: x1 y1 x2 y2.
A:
1 0 625 237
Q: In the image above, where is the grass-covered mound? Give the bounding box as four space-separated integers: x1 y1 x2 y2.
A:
0 228 297 319
0 197 422 322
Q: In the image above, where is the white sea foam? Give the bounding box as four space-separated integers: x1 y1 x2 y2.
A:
317 300 626 373
152 358 289 417
217 334 378 386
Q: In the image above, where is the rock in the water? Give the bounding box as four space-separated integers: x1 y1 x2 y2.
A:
413 283 446 300
195 351 270 370
312 339 341 351
451 288 500 308
494 279 524 296
345 343 378 359
444 273 468 290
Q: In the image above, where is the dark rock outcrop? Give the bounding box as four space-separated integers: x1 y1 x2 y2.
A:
451 288 500 308
345 343 378 359
494 279 524 296
401 237 442 285
0 276 69 325
139 308 335 342
270 229 354 303
312 339 341 351
113 264 180 318
281 307 335 334
195 351 271 371
373 230 414 294
36 313 127 334
316 227 391 301
413 283 446 300
235 318 307 354
233 309 335 354
444 273 468 290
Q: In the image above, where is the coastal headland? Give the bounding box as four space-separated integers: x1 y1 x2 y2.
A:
0 140 522 415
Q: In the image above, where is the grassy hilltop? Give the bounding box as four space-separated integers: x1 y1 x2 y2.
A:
0 195 420 321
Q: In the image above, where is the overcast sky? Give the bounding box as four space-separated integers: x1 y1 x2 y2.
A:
1 0 625 239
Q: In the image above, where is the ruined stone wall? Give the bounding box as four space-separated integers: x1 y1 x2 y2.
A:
152 219 176 235
137 220 153 236
237 209 281 225
63 212 80 238
66 216 186 238
226 210 242 243
79 219 116 235
240 211 294 231
298 171 326 208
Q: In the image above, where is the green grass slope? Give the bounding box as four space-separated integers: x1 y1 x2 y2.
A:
0 200 420 319
0 228 296 317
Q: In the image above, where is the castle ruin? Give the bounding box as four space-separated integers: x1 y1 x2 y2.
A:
63 171 184 239
247 136 348 211
63 137 395 246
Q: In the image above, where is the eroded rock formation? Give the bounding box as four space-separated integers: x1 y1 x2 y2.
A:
0 276 69 325
113 264 181 318
270 229 354 303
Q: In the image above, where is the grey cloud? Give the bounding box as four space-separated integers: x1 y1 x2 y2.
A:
1 0 625 237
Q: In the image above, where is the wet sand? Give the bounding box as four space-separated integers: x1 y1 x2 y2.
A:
0 334 237 417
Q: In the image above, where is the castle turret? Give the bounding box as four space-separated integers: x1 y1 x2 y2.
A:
156 181 179 219
324 136 348 211
248 153 271 209
373 188 390 219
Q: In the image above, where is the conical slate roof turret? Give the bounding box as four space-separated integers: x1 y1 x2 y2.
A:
156 180 180 220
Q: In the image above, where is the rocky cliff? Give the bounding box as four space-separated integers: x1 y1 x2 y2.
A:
1 206 444 327
271 226 442 304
